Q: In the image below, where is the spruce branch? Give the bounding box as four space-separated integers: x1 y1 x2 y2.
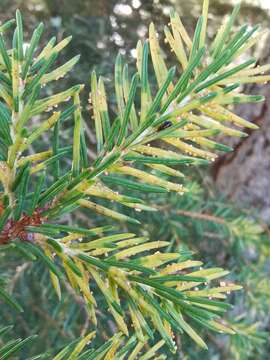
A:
0 326 167 359
0 0 269 355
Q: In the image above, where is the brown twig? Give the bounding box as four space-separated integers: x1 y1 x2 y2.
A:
0 207 47 245
175 209 227 225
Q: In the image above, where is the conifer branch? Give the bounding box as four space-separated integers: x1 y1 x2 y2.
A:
0 0 269 355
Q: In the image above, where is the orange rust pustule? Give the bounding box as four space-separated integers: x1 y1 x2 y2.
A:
0 208 46 245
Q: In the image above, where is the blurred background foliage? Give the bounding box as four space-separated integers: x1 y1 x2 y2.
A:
0 0 270 359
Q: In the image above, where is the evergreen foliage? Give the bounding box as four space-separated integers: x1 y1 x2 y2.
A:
0 1 269 357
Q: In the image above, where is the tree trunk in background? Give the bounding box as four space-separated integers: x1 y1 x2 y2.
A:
213 36 270 222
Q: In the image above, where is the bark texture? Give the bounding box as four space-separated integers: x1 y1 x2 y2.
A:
214 47 270 222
